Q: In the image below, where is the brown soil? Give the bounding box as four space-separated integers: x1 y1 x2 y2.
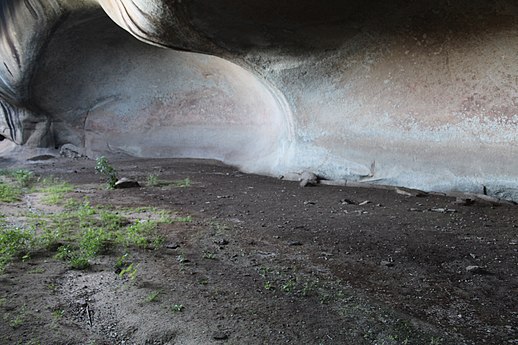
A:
0 157 517 345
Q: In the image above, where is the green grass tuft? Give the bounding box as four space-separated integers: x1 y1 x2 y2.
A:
173 215 192 223
0 182 21 203
0 169 34 187
118 220 157 248
119 262 138 280
0 225 34 272
147 174 160 187
79 227 111 258
0 176 174 272
70 256 91 270
173 178 191 188
145 290 161 303
38 180 74 205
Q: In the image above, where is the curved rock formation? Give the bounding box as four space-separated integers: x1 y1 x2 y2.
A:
1 0 518 199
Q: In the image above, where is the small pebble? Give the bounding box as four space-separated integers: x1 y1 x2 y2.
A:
380 260 394 267
213 332 229 340
214 239 229 246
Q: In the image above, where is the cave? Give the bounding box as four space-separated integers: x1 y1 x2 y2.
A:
1 0 518 199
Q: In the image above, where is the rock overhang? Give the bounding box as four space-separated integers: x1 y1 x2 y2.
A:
1 0 518 200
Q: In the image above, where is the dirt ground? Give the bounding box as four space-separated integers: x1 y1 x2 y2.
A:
0 157 517 345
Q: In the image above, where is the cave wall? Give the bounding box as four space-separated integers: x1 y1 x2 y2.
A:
1 0 518 199
31 12 293 173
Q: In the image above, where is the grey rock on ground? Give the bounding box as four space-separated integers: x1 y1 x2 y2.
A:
114 178 140 189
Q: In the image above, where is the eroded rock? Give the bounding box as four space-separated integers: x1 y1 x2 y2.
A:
2 0 518 201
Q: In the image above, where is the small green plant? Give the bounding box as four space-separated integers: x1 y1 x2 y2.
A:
0 182 21 203
126 206 156 213
55 244 91 270
79 227 110 257
39 180 74 205
259 267 273 278
119 262 138 280
118 220 156 248
9 314 24 328
99 210 125 232
115 253 129 269
302 281 316 296
55 245 74 261
264 281 275 290
155 210 173 223
173 178 191 188
28 267 46 274
429 337 443 345
6 305 27 328
95 156 118 189
145 290 161 303
51 309 64 319
151 236 165 249
171 304 184 313
46 283 58 292
147 174 159 187
0 226 33 272
176 254 187 263
76 200 97 220
318 291 334 305
70 256 90 270
0 169 34 188
38 223 64 250
13 169 34 187
281 278 296 293
174 215 192 223
203 251 217 260
21 253 31 262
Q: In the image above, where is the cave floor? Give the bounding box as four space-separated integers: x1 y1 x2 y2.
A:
0 157 516 345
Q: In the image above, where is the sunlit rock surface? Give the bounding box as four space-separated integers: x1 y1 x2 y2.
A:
1 0 518 200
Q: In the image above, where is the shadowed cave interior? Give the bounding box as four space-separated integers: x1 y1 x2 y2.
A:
2 0 517 198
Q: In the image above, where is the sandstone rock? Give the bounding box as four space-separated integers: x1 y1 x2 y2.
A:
395 187 428 197
299 171 318 187
381 260 394 267
1 0 518 202
60 144 86 158
455 197 475 206
466 265 491 275
114 178 140 189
